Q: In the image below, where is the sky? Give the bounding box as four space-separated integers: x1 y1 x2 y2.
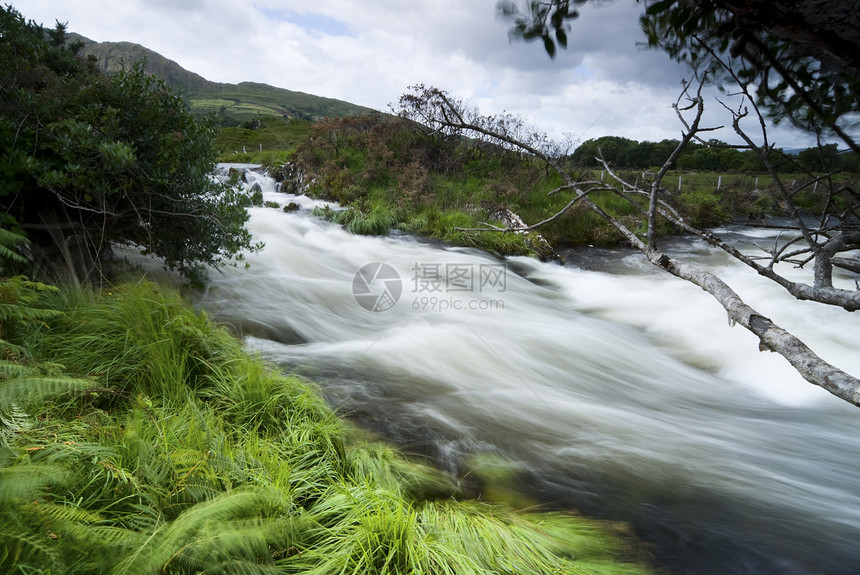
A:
16 0 820 149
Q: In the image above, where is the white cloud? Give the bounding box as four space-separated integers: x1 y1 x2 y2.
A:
16 0 819 147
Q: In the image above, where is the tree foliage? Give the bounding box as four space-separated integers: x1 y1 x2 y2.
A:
0 6 257 282
570 136 860 173
498 0 860 154
497 0 590 59
639 0 860 154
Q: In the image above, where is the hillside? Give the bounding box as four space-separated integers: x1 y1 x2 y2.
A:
70 33 376 125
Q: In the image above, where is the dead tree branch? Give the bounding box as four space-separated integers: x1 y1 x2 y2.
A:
396 84 860 406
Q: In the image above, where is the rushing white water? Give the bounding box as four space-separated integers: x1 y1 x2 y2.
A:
202 169 860 574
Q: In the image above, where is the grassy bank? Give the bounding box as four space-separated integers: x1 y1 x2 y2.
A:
214 116 314 165
0 278 655 574
263 115 788 254
221 114 858 257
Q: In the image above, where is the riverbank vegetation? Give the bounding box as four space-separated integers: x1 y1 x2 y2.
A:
228 113 857 258
5 1 860 570
0 7 259 285
215 117 314 166
0 7 664 572
0 276 655 574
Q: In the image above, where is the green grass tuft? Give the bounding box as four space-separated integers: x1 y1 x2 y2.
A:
0 279 656 574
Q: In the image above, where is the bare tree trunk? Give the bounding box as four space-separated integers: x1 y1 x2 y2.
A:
397 84 860 407
642 243 860 405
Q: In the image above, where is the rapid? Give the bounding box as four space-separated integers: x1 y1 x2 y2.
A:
201 168 860 574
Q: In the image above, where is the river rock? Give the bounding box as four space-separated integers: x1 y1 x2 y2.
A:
249 183 264 206
270 162 308 195
283 202 300 213
228 167 248 183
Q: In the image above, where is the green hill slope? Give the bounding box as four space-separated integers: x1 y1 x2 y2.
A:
70 33 376 125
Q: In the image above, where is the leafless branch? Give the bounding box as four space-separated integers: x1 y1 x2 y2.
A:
396 83 860 406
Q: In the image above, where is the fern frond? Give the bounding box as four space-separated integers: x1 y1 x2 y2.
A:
0 227 28 267
112 486 289 575
163 517 300 574
0 525 63 572
0 302 60 324
0 242 25 265
76 524 142 546
0 403 32 432
0 276 60 349
0 374 94 410
0 360 32 380
120 503 163 532
201 558 284 575
36 500 103 524
0 464 70 503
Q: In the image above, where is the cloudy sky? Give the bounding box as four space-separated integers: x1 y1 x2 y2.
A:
18 0 817 148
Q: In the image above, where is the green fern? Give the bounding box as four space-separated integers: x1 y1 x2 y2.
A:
0 360 93 412
0 526 65 573
0 461 69 503
112 486 293 575
0 448 73 574
0 226 28 269
0 276 61 355
0 402 32 435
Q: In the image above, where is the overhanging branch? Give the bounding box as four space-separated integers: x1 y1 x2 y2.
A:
396 84 860 406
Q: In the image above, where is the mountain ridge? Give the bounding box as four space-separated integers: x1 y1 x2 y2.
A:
69 33 376 125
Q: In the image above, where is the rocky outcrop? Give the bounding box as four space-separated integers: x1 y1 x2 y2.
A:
269 162 308 195
228 167 248 183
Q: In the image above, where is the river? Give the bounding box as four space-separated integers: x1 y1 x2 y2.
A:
201 167 860 574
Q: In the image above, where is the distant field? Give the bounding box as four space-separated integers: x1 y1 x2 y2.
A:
189 98 235 109
188 82 377 125
586 169 773 191
214 116 313 161
588 168 856 195
582 168 859 219
190 98 287 123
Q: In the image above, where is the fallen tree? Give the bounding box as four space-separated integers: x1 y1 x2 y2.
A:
396 82 860 406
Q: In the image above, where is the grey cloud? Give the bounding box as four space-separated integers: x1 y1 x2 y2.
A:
16 0 820 147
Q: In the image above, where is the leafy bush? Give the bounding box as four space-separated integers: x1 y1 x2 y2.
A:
0 7 258 281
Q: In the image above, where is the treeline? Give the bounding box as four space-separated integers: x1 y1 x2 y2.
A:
570 136 860 173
